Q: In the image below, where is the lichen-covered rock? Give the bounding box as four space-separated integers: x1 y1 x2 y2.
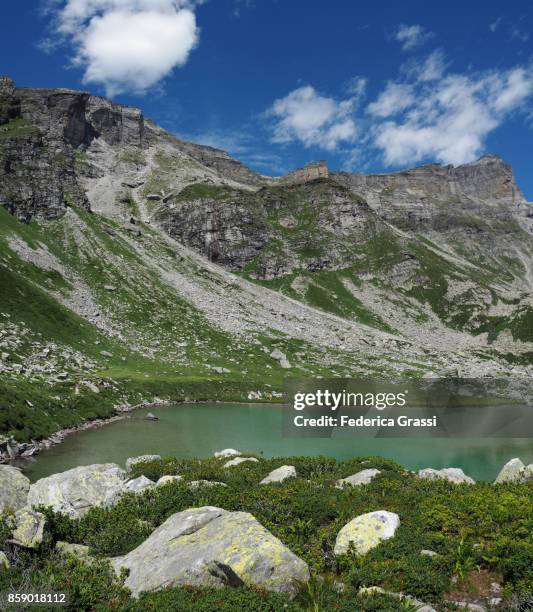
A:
223 457 259 468
335 469 381 489
156 475 183 487
11 509 46 549
56 541 91 560
188 480 227 490
260 465 296 484
0 465 30 514
417 468 475 485
494 458 533 483
214 448 242 459
334 511 400 556
125 455 161 472
125 476 155 493
111 506 309 597
28 464 127 518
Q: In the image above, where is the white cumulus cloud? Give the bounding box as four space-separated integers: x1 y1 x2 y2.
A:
47 0 201 95
394 24 434 51
267 86 359 151
371 64 533 166
269 55 533 169
367 82 414 118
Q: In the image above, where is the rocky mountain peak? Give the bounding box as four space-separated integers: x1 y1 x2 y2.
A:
0 76 15 95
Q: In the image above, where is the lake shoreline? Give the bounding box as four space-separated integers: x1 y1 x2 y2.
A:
4 397 280 466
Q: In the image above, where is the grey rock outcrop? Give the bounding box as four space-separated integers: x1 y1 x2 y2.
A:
125 476 155 493
0 77 156 222
111 506 309 597
417 468 475 485
494 458 533 483
260 465 296 484
270 349 291 369
0 465 30 514
156 475 183 487
27 463 127 518
336 468 381 489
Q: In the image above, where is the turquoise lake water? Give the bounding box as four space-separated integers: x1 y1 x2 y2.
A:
20 403 533 482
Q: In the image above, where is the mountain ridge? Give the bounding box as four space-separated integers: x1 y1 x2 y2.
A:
1 77 533 444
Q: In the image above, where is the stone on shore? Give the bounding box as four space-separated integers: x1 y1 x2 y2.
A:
336 469 381 489
417 468 475 485
214 448 242 459
111 506 309 597
156 475 183 487
0 465 30 514
494 457 533 483
223 457 259 468
125 476 155 493
28 464 127 519
125 455 161 472
10 509 46 549
260 465 296 484
334 511 400 556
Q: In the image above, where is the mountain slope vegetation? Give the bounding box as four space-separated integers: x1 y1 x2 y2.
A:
0 75 532 442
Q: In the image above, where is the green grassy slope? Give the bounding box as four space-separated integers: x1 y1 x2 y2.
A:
1 206 400 440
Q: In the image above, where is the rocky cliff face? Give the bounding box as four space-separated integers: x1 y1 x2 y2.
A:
333 155 525 208
1 77 533 359
0 77 161 222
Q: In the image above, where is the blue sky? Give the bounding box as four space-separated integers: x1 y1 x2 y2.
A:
2 1 533 197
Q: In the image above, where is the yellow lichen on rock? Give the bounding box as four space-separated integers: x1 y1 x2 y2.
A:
334 510 400 556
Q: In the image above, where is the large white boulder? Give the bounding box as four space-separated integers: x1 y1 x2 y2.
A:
417 468 475 485
156 475 183 487
334 510 400 556
260 465 296 484
0 465 30 514
111 506 309 597
336 469 381 489
223 457 259 468
28 464 127 518
494 458 533 484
